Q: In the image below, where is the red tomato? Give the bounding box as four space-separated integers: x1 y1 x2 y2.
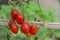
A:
8 19 18 34
21 22 30 34
30 25 38 35
16 14 24 24
11 25 18 34
8 20 13 28
11 9 19 20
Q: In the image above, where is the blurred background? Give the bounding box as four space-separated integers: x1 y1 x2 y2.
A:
0 0 60 40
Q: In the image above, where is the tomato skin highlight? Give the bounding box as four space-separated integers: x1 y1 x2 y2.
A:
30 25 38 35
21 22 30 34
16 14 24 24
11 9 19 20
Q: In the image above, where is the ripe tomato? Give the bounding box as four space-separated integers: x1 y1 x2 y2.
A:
21 22 30 34
11 25 18 34
8 20 13 28
30 25 38 35
16 14 24 24
11 9 19 20
8 19 18 34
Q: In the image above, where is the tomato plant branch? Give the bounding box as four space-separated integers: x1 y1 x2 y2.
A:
37 0 42 13
8 0 15 6
0 21 60 29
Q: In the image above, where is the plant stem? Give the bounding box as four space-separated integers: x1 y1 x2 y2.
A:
37 0 42 12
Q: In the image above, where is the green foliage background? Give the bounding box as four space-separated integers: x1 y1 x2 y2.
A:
0 1 60 40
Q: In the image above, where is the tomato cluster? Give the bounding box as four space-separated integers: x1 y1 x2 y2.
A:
8 9 38 38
